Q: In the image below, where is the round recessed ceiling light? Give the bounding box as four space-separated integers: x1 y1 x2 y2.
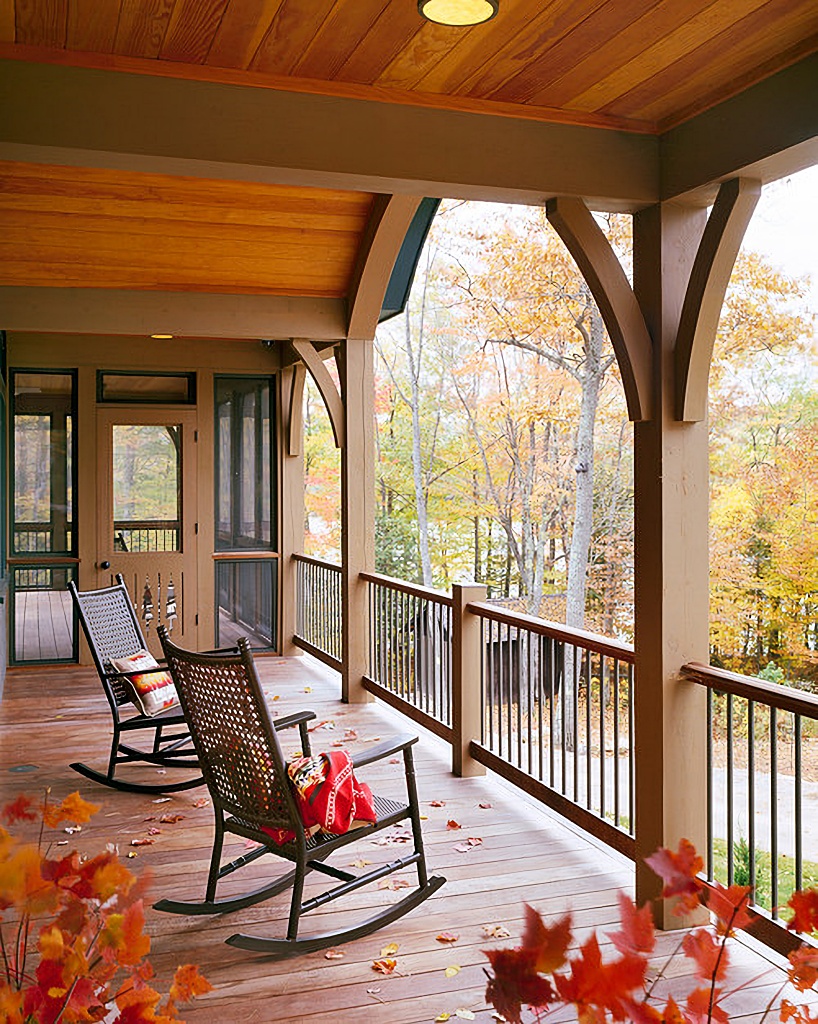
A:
418 0 498 26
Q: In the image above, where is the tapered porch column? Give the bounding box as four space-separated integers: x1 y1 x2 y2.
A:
279 365 306 657
632 202 710 923
339 337 375 704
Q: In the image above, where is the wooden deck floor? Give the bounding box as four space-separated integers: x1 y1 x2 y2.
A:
0 655 809 1023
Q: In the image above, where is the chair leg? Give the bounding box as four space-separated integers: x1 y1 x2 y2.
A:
287 861 307 941
206 817 226 903
403 745 429 887
108 725 122 781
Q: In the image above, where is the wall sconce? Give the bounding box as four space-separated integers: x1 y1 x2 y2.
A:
418 0 498 26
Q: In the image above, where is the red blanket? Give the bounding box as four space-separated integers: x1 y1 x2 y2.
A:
262 750 376 846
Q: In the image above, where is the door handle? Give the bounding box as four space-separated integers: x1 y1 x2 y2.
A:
98 560 111 570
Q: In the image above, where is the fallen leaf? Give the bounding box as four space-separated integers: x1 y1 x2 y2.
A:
482 924 511 938
445 965 461 978
429 800 446 807
56 840 68 846
152 797 172 804
147 827 162 836
273 694 281 701
350 858 371 868
380 942 399 957
366 988 381 995
455 1010 475 1020
304 686 312 693
343 729 358 741
467 837 483 846
64 825 82 834
331 740 345 747
435 1014 451 1023
127 852 137 858
130 838 154 847
389 757 400 764
479 802 493 809
436 932 459 944
453 843 472 853
143 815 157 822
363 736 381 742
379 878 411 890
371 958 397 975
324 950 345 960
446 820 462 830
159 813 186 824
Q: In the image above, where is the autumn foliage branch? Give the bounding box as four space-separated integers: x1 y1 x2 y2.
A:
0 791 211 1023
483 839 818 1023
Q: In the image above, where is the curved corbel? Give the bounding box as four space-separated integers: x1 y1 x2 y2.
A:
546 197 653 422
347 193 423 341
283 363 306 457
292 338 344 449
675 177 761 421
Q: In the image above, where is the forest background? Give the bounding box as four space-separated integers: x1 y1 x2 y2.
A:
303 171 818 689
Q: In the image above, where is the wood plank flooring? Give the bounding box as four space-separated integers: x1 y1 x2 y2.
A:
0 655 811 1023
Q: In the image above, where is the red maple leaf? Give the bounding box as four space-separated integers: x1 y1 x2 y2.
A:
521 904 572 973
788 946 818 992
685 986 729 1024
705 882 752 935
682 928 728 981
644 839 703 915
788 889 818 935
483 946 555 1024
554 933 647 1019
609 893 655 956
2 794 37 824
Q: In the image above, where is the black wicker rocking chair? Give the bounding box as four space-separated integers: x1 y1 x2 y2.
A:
68 574 204 794
153 627 445 960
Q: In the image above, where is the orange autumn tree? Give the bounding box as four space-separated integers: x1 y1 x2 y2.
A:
0 791 211 1023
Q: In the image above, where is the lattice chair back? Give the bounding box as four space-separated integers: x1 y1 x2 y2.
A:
158 629 298 839
69 574 149 709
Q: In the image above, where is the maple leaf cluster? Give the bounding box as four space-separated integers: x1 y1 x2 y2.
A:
483 838 818 1023
0 791 211 1024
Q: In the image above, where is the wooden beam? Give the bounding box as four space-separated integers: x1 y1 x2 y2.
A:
0 58 659 209
291 338 344 449
0 287 348 340
347 193 423 341
546 197 653 422
285 362 306 458
674 178 761 422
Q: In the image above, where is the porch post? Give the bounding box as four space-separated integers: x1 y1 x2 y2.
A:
279 365 305 657
451 582 487 778
339 337 375 704
632 202 709 924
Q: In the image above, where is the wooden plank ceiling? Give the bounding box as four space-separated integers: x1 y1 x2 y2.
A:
2 0 817 132
0 162 374 295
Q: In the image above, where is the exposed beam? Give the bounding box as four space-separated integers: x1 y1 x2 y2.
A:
546 197 653 422
0 287 347 340
661 53 818 203
291 338 344 449
347 194 423 341
285 363 306 458
675 178 761 422
0 59 659 209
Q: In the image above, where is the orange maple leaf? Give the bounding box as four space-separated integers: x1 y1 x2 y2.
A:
483 946 555 1024
705 882 752 935
788 889 818 935
521 904 572 974
644 839 703 915
554 933 647 1019
609 893 655 956
682 928 728 981
788 946 818 992
169 963 213 1003
42 792 100 829
684 985 729 1024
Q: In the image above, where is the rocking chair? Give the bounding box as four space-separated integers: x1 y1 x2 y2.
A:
68 575 204 794
153 627 445 960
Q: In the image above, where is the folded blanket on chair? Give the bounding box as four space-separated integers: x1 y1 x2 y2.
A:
262 749 377 846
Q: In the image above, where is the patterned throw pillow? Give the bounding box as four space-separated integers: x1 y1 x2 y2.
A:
110 650 179 717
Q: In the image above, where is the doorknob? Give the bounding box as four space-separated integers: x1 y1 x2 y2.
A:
99 560 111 570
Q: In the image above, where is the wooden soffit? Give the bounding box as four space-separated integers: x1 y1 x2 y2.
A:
1 0 817 134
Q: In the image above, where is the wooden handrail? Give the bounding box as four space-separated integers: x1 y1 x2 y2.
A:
360 571 453 606
682 661 818 718
292 552 341 572
467 601 635 662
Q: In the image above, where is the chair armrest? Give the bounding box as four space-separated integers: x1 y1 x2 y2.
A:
273 710 316 757
352 734 418 770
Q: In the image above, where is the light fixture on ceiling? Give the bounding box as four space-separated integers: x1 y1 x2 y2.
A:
150 333 174 340
418 0 498 26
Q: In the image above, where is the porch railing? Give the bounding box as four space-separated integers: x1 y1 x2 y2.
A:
293 553 342 669
361 571 453 742
683 661 818 934
468 602 635 858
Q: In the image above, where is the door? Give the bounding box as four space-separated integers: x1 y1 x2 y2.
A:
97 407 198 656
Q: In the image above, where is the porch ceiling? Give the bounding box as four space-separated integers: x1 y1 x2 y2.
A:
2 0 817 134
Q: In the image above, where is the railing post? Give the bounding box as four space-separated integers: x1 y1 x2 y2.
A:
452 583 487 778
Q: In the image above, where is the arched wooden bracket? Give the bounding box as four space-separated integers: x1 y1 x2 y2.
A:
292 338 344 449
674 177 761 422
281 363 306 458
546 197 653 422
347 194 424 341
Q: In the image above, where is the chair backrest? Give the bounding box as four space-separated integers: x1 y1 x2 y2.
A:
157 627 298 837
69 574 149 709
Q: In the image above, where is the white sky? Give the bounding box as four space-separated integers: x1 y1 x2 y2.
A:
742 164 818 314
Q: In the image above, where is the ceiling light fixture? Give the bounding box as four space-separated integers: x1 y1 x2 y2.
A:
418 0 498 26
150 333 174 340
